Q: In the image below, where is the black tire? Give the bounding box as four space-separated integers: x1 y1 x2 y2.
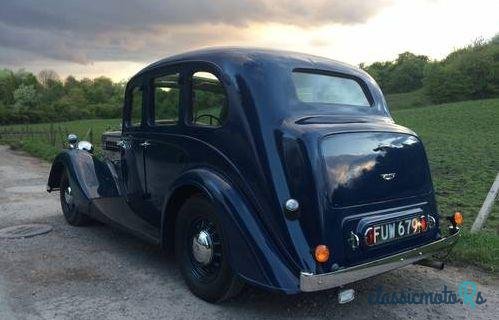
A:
175 195 243 302
59 170 90 226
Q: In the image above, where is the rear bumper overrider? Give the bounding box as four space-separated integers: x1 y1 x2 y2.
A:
300 229 460 292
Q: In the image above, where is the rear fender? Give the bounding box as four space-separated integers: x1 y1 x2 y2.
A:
162 168 299 293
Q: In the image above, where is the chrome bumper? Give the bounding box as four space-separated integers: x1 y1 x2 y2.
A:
300 230 460 292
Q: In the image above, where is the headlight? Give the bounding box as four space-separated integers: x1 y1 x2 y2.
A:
77 141 94 153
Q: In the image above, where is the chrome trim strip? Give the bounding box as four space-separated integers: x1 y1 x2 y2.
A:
300 230 460 292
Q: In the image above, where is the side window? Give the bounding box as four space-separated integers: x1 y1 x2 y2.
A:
190 71 227 127
153 73 180 126
130 86 143 126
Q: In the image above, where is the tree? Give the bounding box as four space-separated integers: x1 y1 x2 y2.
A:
423 38 498 102
0 69 17 105
40 79 65 106
388 52 429 93
0 102 10 124
361 52 429 94
361 61 393 91
492 33 499 45
87 77 116 104
64 76 79 93
0 68 127 124
63 87 87 109
423 63 472 103
38 69 60 87
13 84 38 109
14 69 39 88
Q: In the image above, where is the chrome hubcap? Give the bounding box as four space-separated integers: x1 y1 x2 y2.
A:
191 230 213 265
64 186 73 205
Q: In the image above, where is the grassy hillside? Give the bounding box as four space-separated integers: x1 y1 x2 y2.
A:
1 98 498 271
394 98 499 230
385 88 431 110
393 98 499 271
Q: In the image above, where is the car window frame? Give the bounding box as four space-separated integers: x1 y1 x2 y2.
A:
185 65 229 129
144 65 186 128
123 76 146 132
291 68 375 107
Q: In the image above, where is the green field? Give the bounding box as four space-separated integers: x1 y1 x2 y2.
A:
386 88 432 110
393 98 499 271
1 98 498 271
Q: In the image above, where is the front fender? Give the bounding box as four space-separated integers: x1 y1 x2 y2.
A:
163 168 300 293
47 149 119 213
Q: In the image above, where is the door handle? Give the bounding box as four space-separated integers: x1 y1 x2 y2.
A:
140 141 151 148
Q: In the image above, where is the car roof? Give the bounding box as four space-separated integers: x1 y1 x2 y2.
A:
128 47 389 120
133 47 366 79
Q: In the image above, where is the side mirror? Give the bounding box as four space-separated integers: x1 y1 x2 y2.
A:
67 134 78 148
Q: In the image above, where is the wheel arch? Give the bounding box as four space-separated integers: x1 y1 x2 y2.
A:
47 158 65 192
46 150 95 216
160 168 300 293
162 184 205 252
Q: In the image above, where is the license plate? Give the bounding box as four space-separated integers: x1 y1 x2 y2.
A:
365 216 425 246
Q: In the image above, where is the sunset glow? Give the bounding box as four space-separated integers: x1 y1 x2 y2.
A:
1 0 497 81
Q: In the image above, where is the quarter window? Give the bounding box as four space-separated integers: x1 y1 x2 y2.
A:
130 86 143 126
190 72 227 127
153 73 180 126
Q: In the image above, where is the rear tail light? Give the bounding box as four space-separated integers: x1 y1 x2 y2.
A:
365 227 375 246
420 216 428 232
453 211 463 226
447 211 463 229
314 245 330 263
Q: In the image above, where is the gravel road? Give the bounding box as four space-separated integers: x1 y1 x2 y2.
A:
0 145 497 320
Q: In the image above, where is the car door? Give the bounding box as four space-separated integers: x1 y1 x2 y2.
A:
112 78 161 240
140 66 188 224
141 65 231 222
121 81 147 210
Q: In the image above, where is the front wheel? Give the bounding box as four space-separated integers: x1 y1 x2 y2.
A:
175 195 243 302
59 170 90 226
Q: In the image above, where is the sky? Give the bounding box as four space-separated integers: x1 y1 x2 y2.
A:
0 0 497 82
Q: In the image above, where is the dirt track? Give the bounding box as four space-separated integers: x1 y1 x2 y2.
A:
0 145 497 320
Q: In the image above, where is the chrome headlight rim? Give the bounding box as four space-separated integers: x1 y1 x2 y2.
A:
76 141 94 153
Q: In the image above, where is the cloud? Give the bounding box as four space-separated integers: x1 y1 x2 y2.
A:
0 22 90 64
0 0 392 64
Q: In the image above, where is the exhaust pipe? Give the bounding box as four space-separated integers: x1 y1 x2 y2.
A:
416 259 444 270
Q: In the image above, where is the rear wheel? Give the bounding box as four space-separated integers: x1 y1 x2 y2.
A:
175 195 243 302
59 170 90 226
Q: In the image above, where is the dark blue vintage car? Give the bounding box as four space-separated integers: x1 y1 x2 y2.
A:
47 48 461 303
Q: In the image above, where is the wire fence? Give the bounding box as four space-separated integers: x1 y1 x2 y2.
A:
0 124 94 148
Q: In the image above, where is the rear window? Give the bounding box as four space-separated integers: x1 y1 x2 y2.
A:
292 71 370 107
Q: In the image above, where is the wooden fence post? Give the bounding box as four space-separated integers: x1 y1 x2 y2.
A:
84 128 91 142
471 173 499 233
89 128 94 144
58 125 65 147
49 123 55 146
